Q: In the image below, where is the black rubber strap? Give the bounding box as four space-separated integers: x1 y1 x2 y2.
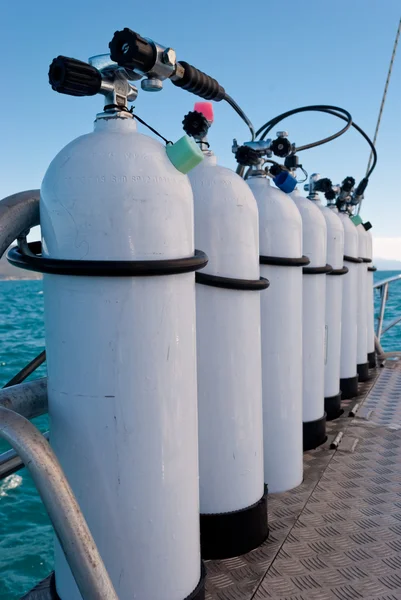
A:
361 257 372 263
303 414 327 451
196 271 269 291
303 264 333 275
368 265 377 272
328 266 349 276
340 374 359 400
260 254 310 267
344 255 363 264
200 486 268 559
324 391 343 421
8 242 208 277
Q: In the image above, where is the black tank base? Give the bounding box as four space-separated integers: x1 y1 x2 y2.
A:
21 573 58 599
357 362 370 382
340 374 359 399
325 391 343 421
21 566 207 600
368 351 376 369
303 414 327 451
200 488 268 559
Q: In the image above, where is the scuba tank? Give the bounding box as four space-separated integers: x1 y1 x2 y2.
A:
351 214 371 381
305 175 346 420
14 34 225 599
290 184 328 449
336 179 360 399
246 166 304 493
183 103 268 559
283 156 328 450
364 223 376 368
233 131 305 491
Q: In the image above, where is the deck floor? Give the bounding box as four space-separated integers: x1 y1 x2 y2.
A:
206 361 401 600
24 361 401 600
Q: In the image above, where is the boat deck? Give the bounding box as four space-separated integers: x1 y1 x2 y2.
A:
206 360 401 600
24 360 401 600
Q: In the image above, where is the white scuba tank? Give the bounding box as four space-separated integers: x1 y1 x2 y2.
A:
337 210 360 398
189 151 267 559
313 197 345 420
354 217 370 382
41 115 204 600
247 174 303 493
290 188 328 450
365 225 376 367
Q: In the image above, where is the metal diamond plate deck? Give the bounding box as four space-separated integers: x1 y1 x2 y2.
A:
206 362 401 600
23 361 401 600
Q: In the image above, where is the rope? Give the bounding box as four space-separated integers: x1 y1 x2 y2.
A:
365 17 401 177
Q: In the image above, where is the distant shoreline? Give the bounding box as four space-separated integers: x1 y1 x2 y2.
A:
0 276 42 281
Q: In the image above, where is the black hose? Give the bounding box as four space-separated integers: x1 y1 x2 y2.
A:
320 110 377 178
3 350 46 388
256 105 377 178
224 94 255 141
256 104 353 152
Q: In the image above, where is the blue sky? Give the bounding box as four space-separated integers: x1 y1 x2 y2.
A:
1 1 400 255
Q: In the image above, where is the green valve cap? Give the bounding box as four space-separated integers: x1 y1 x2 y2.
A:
351 214 363 226
166 135 204 174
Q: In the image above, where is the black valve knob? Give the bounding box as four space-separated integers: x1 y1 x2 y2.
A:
182 111 210 138
49 56 102 97
341 176 355 193
269 164 285 177
109 28 156 73
325 189 336 201
363 221 372 231
235 145 260 167
271 136 292 157
313 178 332 193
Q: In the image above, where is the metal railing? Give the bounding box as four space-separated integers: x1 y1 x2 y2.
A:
0 404 118 600
374 273 401 361
0 191 117 599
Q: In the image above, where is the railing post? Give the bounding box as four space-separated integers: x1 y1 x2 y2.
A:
377 282 388 340
0 406 118 600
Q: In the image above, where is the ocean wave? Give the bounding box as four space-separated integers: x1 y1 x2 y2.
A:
0 474 23 497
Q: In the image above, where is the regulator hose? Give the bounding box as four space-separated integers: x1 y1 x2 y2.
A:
224 94 255 140
256 104 353 151
257 105 377 178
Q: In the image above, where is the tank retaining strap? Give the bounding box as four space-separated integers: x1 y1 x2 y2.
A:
199 485 269 560
344 255 363 264
328 266 349 276
361 257 373 263
7 242 208 277
303 264 333 275
368 265 377 272
195 271 269 291
260 254 310 267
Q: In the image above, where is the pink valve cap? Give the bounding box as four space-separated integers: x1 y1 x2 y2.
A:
194 102 214 123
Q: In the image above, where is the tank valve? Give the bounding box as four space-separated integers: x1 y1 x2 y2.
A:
183 111 210 139
271 132 293 157
49 56 102 96
109 28 226 101
49 55 138 114
234 144 263 166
